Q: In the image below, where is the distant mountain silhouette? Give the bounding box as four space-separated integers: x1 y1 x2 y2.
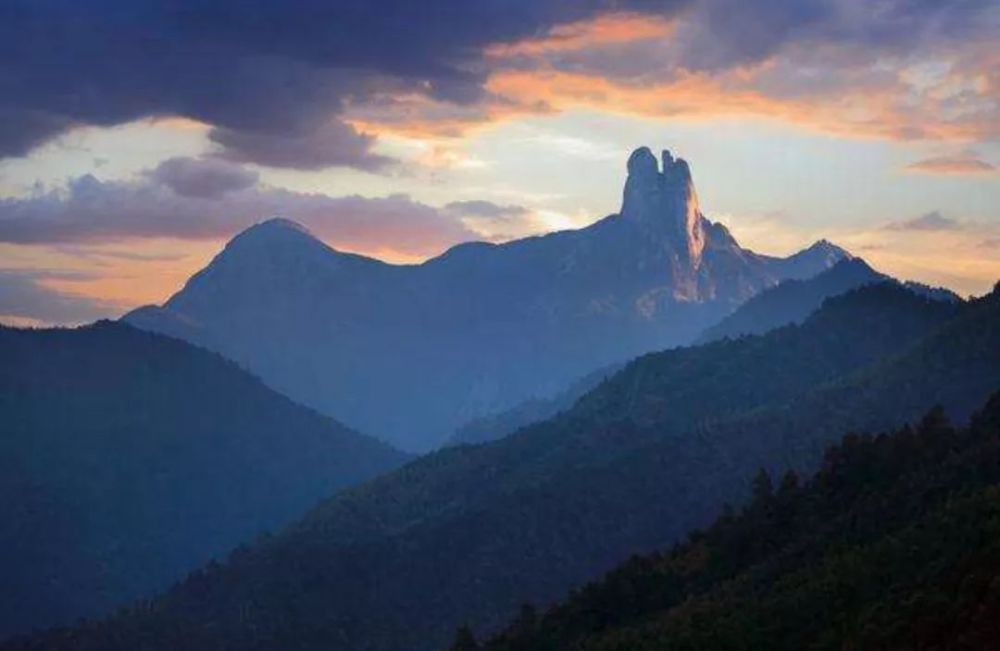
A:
125 147 849 451
446 362 623 446
698 257 881 342
26 282 997 651
0 322 407 638
698 258 961 342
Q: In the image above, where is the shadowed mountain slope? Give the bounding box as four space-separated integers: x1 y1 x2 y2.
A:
12 282 996 651
125 147 849 451
698 257 961 343
446 362 623 447
0 322 407 638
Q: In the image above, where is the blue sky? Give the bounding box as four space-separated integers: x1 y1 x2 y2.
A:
0 1 997 324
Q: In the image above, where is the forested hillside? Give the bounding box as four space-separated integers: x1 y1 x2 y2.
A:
6 283 997 651
0 322 407 637
473 393 1000 650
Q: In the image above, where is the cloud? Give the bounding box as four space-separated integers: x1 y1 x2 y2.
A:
147 157 259 199
0 108 77 158
905 153 996 176
887 211 963 232
1 1 689 168
6 0 995 170
444 200 544 241
445 200 529 218
365 2 999 143
210 121 395 172
0 270 122 324
0 168 481 258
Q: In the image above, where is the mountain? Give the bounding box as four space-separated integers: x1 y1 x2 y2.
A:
15 282 996 651
472 393 1000 651
698 257 962 343
698 257 883 342
446 362 623 446
124 146 849 451
903 280 963 303
0 322 407 639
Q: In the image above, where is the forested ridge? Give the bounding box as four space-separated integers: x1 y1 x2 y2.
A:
0 321 407 637
4 283 997 651
470 393 1000 650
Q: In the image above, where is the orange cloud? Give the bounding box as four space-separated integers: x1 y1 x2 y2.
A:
485 68 983 142
904 154 996 176
484 12 673 58
349 14 999 147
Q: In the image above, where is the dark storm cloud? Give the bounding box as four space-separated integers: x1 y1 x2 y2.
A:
0 0 687 168
674 0 995 72
210 121 393 172
506 0 994 87
1 0 990 168
0 109 78 158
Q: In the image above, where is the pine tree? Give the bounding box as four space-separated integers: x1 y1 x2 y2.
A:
450 625 478 651
751 468 774 505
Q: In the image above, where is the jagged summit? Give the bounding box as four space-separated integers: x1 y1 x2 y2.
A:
807 238 850 255
125 146 853 451
621 146 705 266
785 238 853 270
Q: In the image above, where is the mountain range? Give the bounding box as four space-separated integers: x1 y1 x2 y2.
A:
450 257 958 448
0 322 407 637
125 147 850 451
13 281 997 651
698 257 960 343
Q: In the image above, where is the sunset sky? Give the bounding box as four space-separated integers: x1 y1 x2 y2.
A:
1 1 998 325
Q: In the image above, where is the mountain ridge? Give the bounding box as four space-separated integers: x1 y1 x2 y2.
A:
698 258 962 343
0 320 408 638
472 392 1000 650
125 146 851 451
27 282 997 651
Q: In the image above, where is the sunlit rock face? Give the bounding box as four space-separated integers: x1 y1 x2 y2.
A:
621 147 705 267
125 146 851 451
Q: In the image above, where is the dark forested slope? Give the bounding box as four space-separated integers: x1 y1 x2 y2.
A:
0 322 407 638
697 257 884 342
474 393 1000 651
7 283 997 651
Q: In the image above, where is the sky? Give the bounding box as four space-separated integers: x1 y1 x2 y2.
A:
0 0 997 326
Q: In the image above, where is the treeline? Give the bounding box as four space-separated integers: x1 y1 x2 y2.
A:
464 393 1000 650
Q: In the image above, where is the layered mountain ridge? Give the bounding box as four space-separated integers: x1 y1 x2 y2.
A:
18 282 998 651
0 321 408 638
126 146 850 450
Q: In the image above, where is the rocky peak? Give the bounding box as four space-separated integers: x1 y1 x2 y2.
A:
621 146 705 267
